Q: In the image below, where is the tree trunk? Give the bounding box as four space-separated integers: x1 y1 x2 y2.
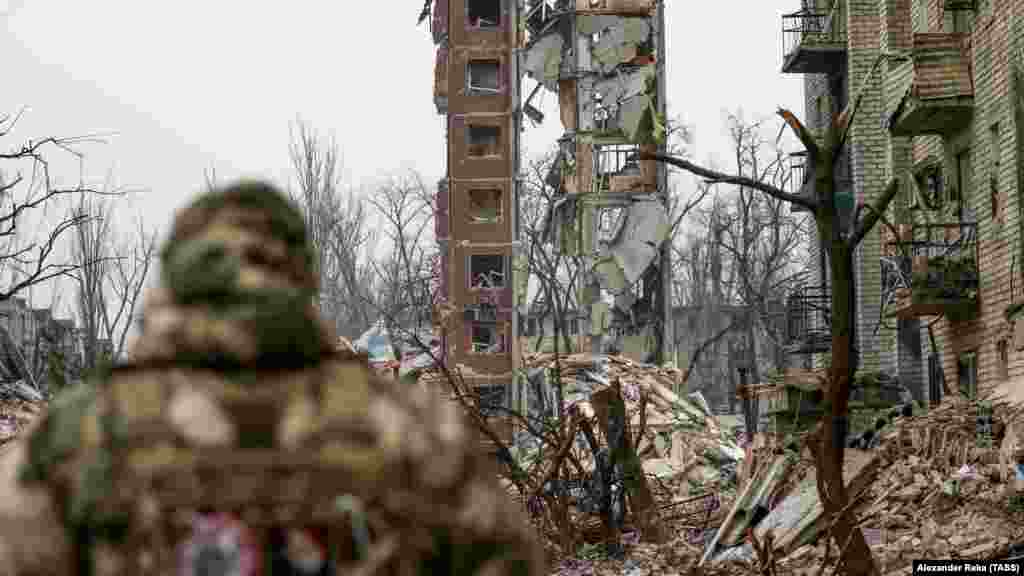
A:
819 238 875 575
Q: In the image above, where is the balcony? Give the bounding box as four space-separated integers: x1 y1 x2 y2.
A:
785 284 831 355
594 143 657 194
886 33 974 137
886 223 979 320
780 1 847 74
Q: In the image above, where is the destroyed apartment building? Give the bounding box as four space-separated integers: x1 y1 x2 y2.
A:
424 0 673 450
521 0 672 364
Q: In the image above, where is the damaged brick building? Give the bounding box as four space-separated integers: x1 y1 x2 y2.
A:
782 0 1024 405
430 0 523 443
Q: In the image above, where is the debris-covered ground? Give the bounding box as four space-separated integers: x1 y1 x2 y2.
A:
0 382 44 447
528 372 1024 576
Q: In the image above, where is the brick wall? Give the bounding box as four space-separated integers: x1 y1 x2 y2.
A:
881 0 924 392
908 2 1024 401
847 0 892 374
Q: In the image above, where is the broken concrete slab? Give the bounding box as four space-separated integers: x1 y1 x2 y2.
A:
752 449 880 554
642 457 684 480
609 201 669 286
580 17 651 74
698 454 789 566
521 33 563 91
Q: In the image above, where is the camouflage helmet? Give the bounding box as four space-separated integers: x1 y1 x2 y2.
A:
135 180 332 368
160 180 318 305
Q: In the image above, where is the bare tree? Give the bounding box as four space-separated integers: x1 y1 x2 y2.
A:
643 55 902 574
288 120 378 338
70 192 157 371
366 172 437 338
0 109 118 303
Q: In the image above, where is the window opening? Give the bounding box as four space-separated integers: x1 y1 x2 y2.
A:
468 189 502 223
471 323 506 354
955 149 971 219
467 0 501 28
998 339 1010 381
527 317 538 337
470 254 505 289
596 144 640 176
597 207 627 247
467 125 501 157
928 353 944 405
467 60 501 93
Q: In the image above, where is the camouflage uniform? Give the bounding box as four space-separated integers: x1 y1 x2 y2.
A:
0 181 543 576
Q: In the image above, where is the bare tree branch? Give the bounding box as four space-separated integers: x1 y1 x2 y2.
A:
643 152 817 211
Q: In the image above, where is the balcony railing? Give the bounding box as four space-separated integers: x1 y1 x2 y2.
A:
781 1 847 74
594 143 657 193
785 284 831 354
885 222 979 319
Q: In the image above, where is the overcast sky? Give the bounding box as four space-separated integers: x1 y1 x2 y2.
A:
0 0 804 319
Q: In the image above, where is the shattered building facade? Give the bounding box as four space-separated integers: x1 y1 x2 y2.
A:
784 0 1024 405
521 0 671 365
430 0 523 443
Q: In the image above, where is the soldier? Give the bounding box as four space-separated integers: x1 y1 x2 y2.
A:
0 180 544 576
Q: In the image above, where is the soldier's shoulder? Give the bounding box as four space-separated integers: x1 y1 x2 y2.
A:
18 381 103 486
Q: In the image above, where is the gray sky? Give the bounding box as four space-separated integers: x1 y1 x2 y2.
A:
0 0 805 318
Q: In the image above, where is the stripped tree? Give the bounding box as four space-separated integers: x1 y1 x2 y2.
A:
643 55 900 574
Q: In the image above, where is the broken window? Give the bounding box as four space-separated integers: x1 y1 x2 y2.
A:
470 323 506 354
470 254 505 289
468 188 502 222
596 144 640 176
467 60 502 93
914 165 944 210
467 0 501 28
597 207 627 246
467 125 501 157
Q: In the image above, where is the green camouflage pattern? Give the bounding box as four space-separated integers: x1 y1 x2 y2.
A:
8 180 543 576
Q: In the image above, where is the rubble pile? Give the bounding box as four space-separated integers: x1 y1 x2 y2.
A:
772 395 1024 574
0 381 45 446
730 394 1024 575
522 353 742 466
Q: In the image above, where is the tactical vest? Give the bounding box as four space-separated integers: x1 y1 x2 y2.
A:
69 354 419 576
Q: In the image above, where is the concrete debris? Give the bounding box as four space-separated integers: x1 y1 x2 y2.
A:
579 17 651 74
593 200 669 297
522 33 564 91
0 393 43 446
688 393 1024 575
